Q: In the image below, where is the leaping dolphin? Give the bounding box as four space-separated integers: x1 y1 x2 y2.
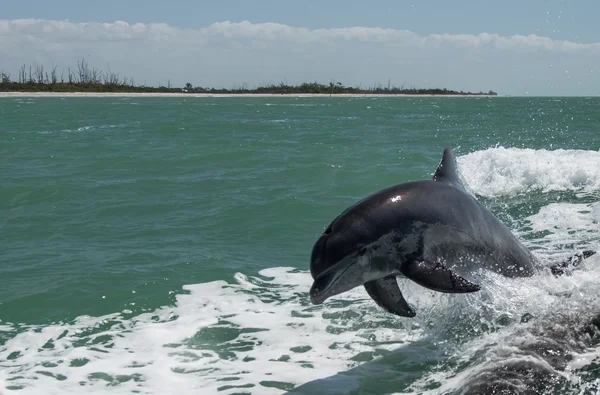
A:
309 147 585 317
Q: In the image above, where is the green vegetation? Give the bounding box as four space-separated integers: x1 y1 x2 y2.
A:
0 59 180 93
1 60 497 96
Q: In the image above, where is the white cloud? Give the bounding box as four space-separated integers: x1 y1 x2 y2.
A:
0 19 599 95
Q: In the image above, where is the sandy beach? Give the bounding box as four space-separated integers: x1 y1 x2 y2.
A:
0 91 499 98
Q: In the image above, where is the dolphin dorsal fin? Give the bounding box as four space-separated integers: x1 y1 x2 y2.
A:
433 147 464 189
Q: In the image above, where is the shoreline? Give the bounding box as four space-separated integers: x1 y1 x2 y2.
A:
0 91 501 98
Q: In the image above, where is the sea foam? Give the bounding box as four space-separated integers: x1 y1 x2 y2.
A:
457 147 600 197
0 269 424 394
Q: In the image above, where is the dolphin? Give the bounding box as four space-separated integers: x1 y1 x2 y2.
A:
309 147 542 317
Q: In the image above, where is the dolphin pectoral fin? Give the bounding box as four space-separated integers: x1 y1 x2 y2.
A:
364 276 416 318
401 260 481 293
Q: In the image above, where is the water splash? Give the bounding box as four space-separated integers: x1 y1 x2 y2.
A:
458 147 600 197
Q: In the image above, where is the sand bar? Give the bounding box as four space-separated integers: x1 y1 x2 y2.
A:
0 91 499 98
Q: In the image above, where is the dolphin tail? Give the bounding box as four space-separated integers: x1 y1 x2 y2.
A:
364 276 416 317
550 250 596 276
401 259 481 293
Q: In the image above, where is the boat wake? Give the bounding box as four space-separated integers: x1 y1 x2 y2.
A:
2 147 600 394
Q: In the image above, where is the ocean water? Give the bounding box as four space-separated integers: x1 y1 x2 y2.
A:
1 95 600 394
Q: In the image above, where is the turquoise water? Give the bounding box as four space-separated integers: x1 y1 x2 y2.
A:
1 96 600 394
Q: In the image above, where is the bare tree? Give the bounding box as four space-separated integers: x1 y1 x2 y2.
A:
51 66 57 84
33 63 44 84
91 66 102 83
1 71 11 84
19 64 26 83
77 57 90 83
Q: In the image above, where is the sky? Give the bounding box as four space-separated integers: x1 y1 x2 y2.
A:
1 0 599 95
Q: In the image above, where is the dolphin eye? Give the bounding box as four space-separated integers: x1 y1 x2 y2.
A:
359 247 367 255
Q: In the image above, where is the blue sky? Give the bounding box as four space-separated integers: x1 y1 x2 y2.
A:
1 0 599 95
4 0 598 42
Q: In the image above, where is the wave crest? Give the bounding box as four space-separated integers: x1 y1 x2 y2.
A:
458 147 600 197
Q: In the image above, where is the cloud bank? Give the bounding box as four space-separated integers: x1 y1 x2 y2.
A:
1 19 598 95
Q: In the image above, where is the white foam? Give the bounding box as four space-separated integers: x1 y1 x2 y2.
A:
5 258 600 394
522 201 600 260
0 269 423 395
458 147 600 197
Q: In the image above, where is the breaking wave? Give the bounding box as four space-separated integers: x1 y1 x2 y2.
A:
458 147 600 197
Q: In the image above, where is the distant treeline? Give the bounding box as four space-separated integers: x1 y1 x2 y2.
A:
1 59 497 96
183 82 497 96
0 59 180 93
